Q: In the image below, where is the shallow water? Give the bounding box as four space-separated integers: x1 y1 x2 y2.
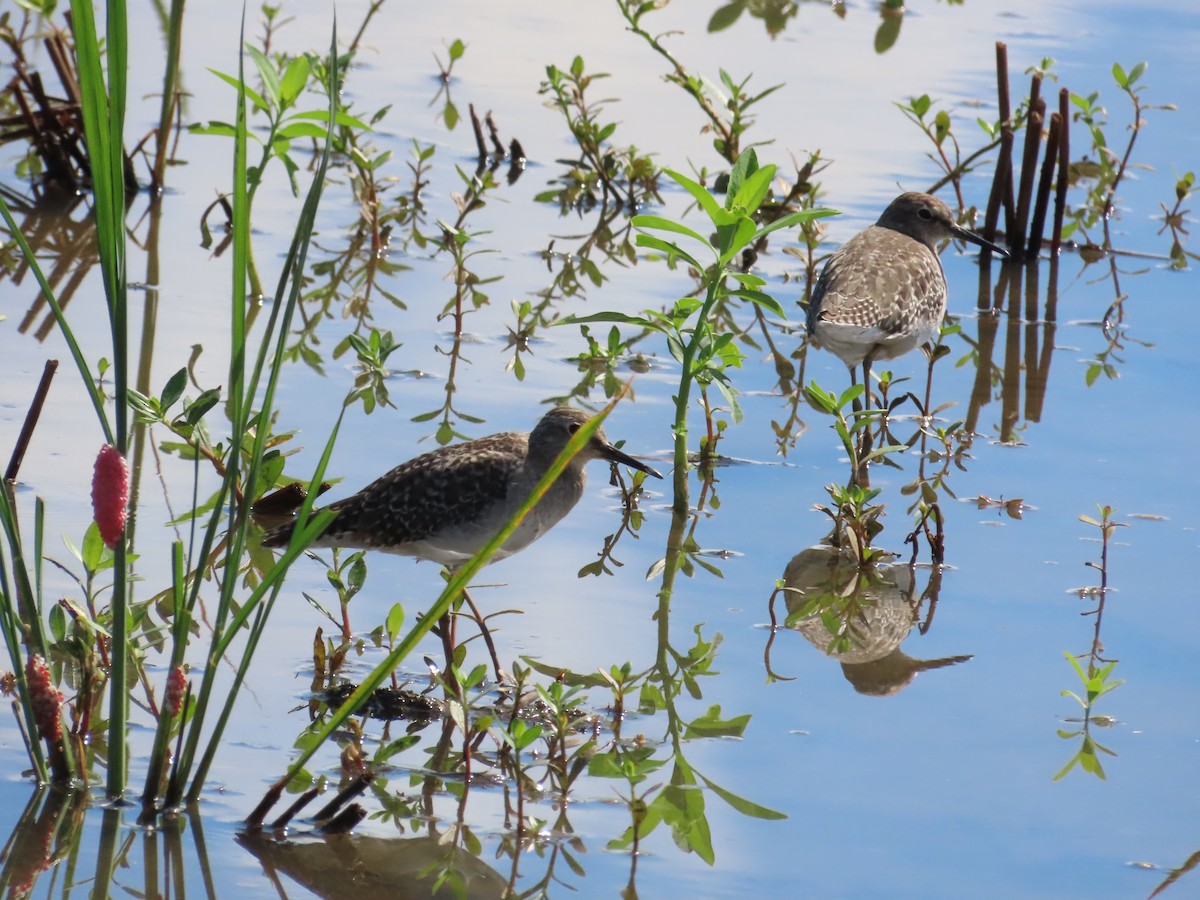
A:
1 1 1198 897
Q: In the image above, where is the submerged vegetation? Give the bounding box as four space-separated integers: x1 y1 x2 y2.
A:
0 0 1195 896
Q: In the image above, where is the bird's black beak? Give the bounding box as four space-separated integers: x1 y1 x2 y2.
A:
953 223 1009 258
602 442 663 479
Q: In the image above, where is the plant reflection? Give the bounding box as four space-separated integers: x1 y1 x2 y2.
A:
0 789 208 899
961 255 1057 444
2 186 98 343
1054 506 1126 781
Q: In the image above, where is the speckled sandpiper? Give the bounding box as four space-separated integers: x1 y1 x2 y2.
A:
262 406 661 685
262 406 662 560
806 192 1007 405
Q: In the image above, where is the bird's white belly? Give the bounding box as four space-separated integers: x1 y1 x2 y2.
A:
814 321 938 368
385 488 573 566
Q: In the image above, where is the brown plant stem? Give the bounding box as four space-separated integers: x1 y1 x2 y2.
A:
1027 112 1062 259
1052 89 1071 257
5 359 58 483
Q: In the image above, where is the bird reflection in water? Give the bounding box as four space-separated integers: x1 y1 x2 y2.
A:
766 540 971 696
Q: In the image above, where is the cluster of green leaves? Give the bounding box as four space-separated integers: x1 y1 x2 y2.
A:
706 0 798 38
340 328 401 413
1159 171 1198 270
538 55 660 212
191 40 369 296
805 383 885 468
1055 505 1127 781
894 90 1018 204
431 37 466 130
620 0 781 165
566 151 832 473
567 324 642 398
514 623 781 866
1054 650 1122 781
0 0 136 789
193 46 366 195
1065 60 1169 246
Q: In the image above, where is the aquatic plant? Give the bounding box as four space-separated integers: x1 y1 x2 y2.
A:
1054 505 1126 782
0 3 346 813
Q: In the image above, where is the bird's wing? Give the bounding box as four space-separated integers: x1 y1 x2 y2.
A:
808 231 943 334
261 433 524 549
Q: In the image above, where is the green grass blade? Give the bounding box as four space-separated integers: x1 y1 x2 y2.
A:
178 19 343 802
264 391 632 793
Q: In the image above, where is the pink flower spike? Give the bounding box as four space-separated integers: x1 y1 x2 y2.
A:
165 665 187 718
92 444 129 549
26 655 63 743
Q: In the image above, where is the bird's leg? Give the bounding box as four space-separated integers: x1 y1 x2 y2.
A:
862 349 880 410
921 343 936 422
436 609 460 694
857 354 876 475
460 587 508 684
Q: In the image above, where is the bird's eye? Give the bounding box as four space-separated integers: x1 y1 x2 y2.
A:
918 207 933 220
568 422 581 434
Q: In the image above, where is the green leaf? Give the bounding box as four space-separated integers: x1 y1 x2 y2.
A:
374 735 419 763
126 388 161 423
660 768 714 864
276 121 329 141
206 68 268 114
280 55 311 106
508 720 542 750
800 380 833 408
159 440 200 461
49 603 67 643
632 215 709 248
185 389 222 425
81 521 106 574
730 164 775 216
59 598 112 638
587 751 626 780
560 311 661 331
520 657 614 688
837 383 866 409
725 148 759 209
728 271 766 289
160 368 188 411
246 45 281 108
934 110 951 145
661 168 724 224
752 207 838 244
707 3 744 33
699 773 788 820
635 234 704 271
289 109 373 130
716 216 756 264
189 121 240 138
731 289 785 317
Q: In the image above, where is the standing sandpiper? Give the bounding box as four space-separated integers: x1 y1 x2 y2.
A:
261 406 662 560
806 192 1007 405
262 407 661 685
